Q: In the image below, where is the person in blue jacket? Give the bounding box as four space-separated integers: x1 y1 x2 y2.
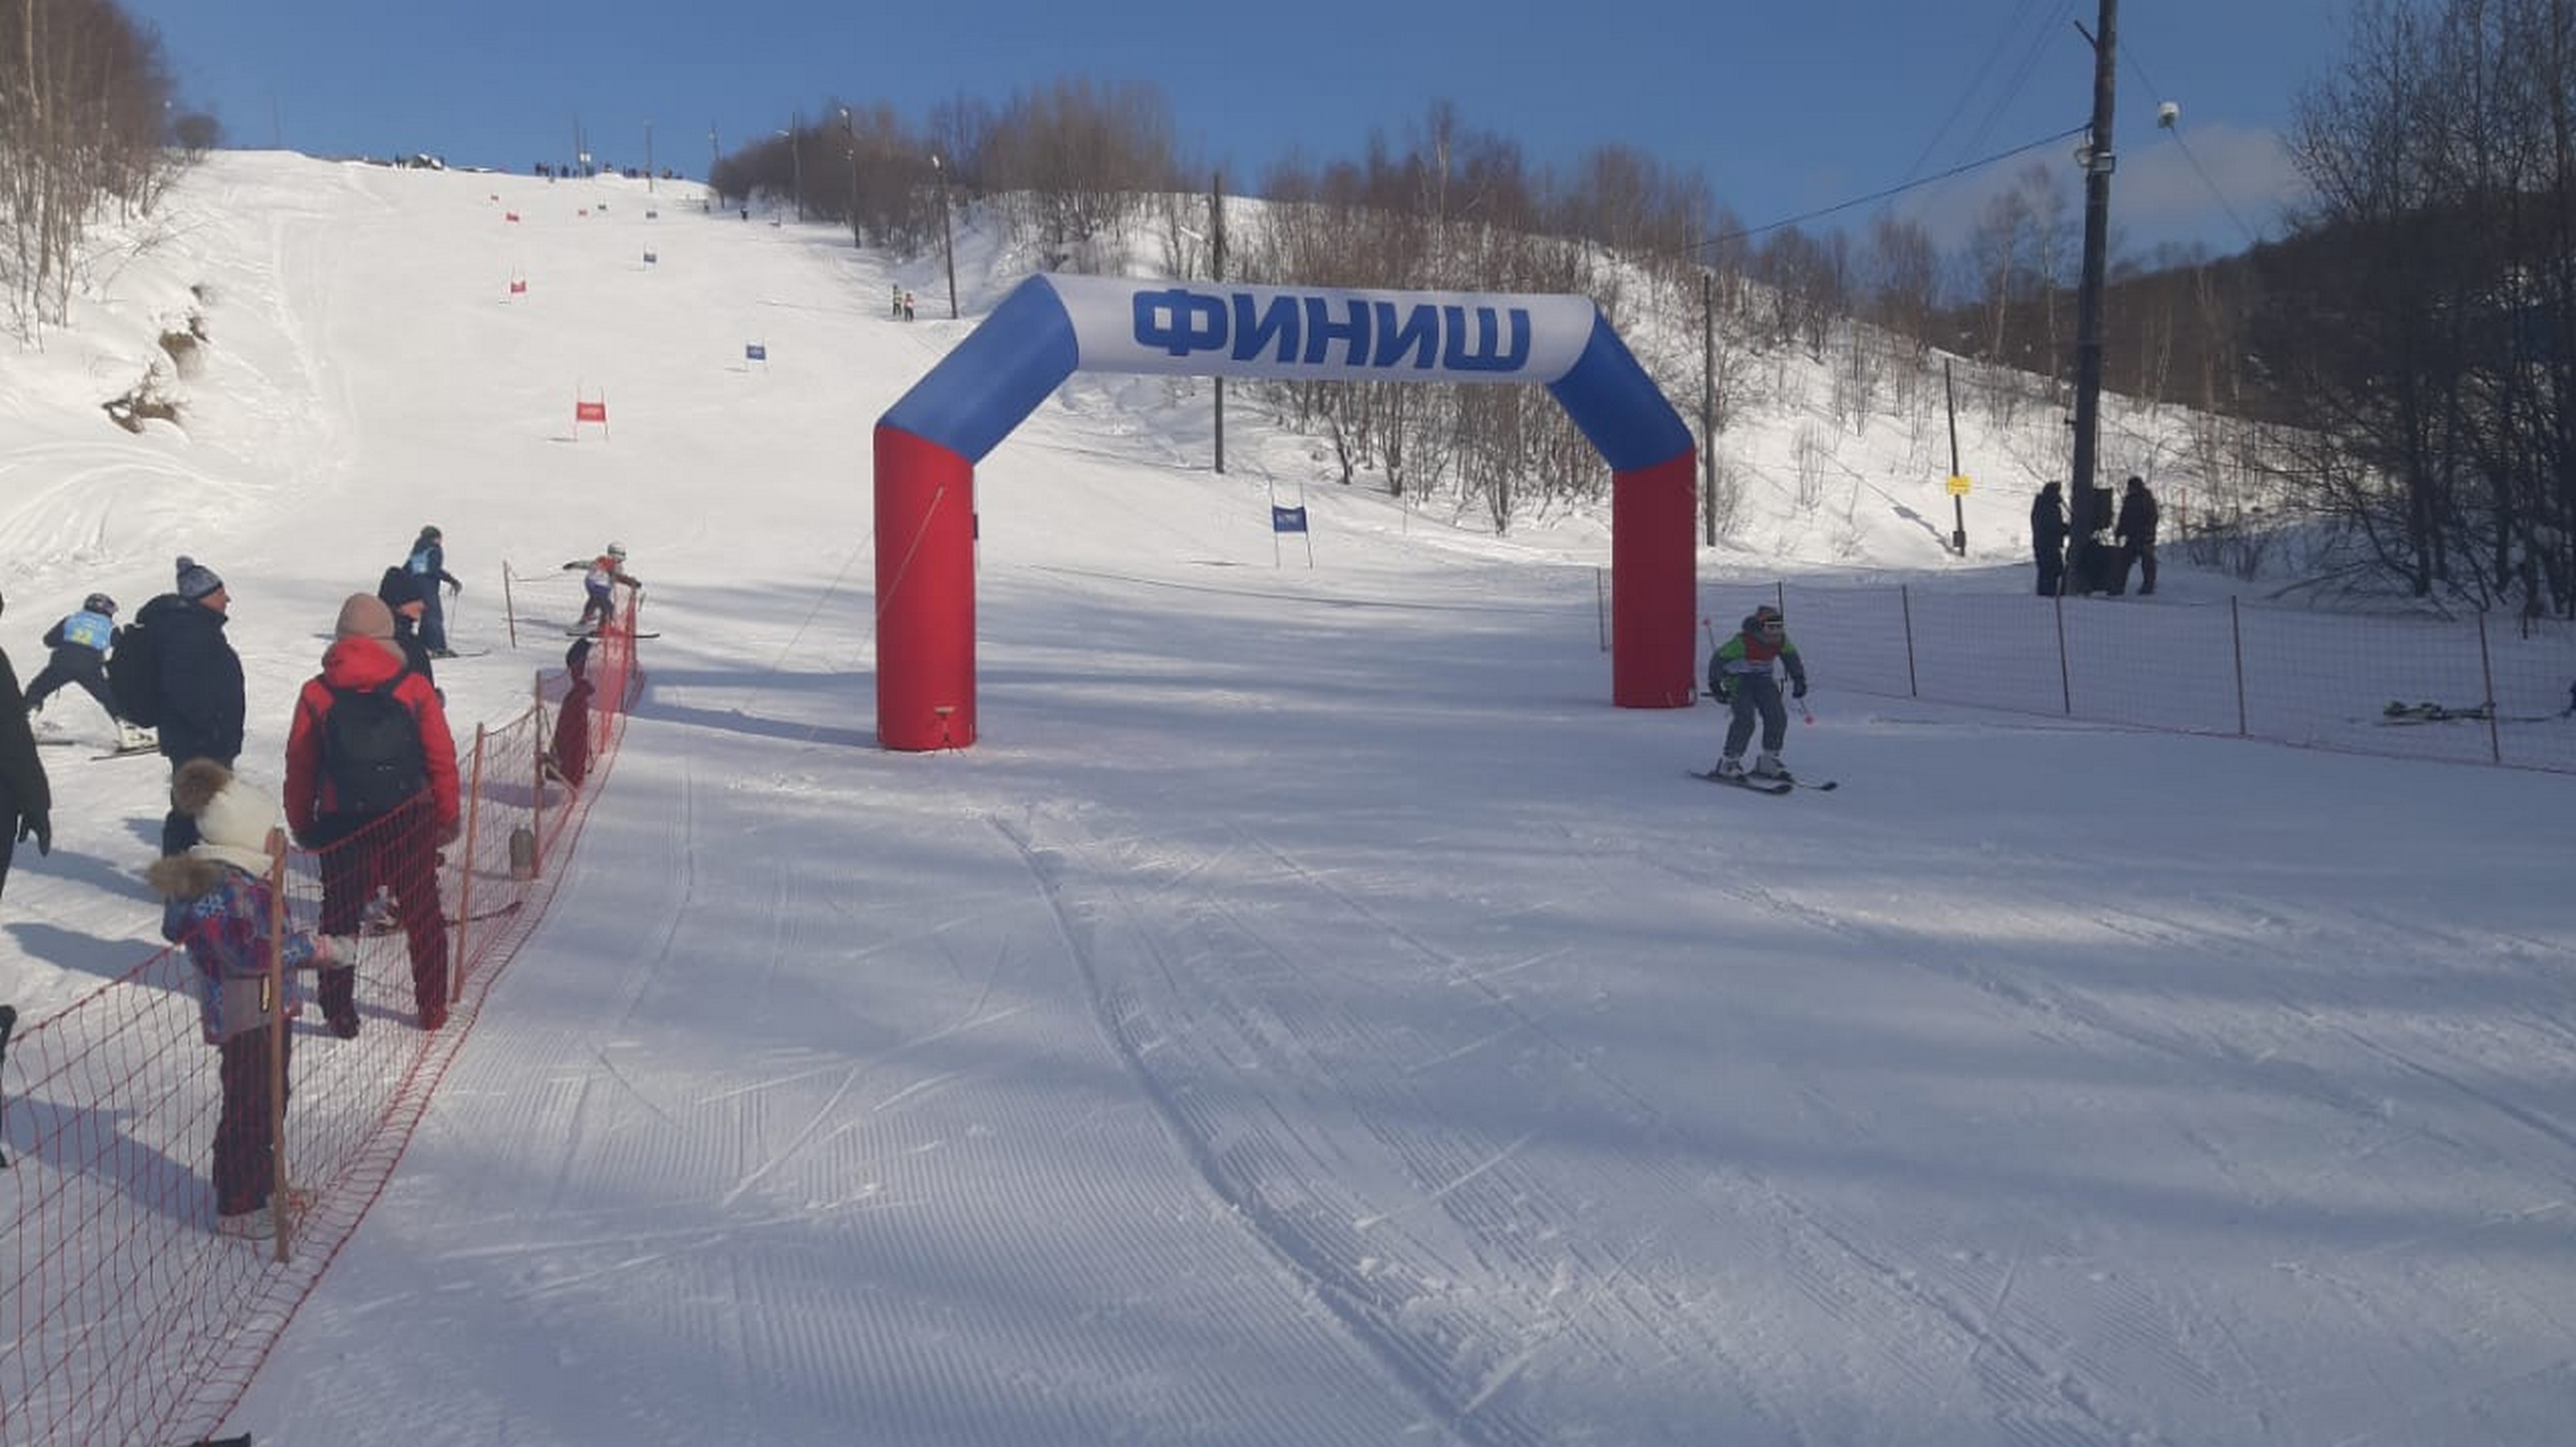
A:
403 525 462 656
25 592 150 748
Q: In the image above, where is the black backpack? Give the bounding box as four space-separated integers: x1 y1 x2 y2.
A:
322 681 428 815
105 617 163 726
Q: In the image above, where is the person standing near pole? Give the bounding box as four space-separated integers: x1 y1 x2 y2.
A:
404 526 462 656
283 594 460 1035
2113 476 2160 596
2030 482 2069 597
148 758 350 1238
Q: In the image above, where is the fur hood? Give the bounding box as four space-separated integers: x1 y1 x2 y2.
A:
146 851 229 902
164 756 281 878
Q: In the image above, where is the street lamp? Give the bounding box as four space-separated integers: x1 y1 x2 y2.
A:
932 151 958 319
775 126 803 221
840 108 861 246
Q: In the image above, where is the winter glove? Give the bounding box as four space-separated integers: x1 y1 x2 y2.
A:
1791 678 1808 700
18 813 49 855
1710 678 1732 704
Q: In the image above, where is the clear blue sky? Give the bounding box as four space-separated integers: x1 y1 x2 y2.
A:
126 0 2340 261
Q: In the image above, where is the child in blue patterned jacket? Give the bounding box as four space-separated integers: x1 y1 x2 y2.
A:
146 758 352 1239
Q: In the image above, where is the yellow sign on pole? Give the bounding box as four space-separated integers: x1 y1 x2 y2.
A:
1946 474 1972 496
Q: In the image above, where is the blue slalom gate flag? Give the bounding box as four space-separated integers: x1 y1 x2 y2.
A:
1271 505 1308 534
745 343 767 362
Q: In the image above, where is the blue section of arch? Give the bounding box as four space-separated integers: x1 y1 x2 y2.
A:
877 275 1689 472
1547 314 1696 472
880 275 1080 464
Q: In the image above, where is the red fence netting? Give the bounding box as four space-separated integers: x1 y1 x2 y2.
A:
2 613 645 1445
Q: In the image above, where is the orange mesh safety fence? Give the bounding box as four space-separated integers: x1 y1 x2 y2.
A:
1 615 644 1445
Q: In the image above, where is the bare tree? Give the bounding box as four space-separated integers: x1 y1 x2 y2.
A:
977 76 1178 270
1 0 192 338
2260 0 2576 610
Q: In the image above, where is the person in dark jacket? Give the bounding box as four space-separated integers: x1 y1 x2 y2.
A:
2113 476 2160 596
546 637 596 788
142 557 245 855
283 593 461 1034
25 592 149 748
2030 482 2069 597
0 589 54 910
1707 604 1811 781
403 525 462 656
376 566 440 691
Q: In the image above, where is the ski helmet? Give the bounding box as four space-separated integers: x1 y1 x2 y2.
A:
1749 604 1785 633
84 592 116 615
605 542 627 560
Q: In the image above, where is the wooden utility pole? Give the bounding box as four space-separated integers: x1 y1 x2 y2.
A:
1701 269 1717 547
2068 0 2119 588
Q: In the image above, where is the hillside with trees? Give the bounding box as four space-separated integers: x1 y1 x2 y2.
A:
17 0 2573 617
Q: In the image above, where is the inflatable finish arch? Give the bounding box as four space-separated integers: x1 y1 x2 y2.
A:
872 274 1698 751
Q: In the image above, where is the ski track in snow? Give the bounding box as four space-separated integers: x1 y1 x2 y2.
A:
996 807 1810 1445
1579 820 2576 1443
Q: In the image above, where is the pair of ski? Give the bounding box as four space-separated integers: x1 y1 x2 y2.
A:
38 738 159 762
1691 768 1837 794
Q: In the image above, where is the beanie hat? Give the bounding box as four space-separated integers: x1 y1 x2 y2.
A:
335 592 396 640
564 636 592 678
375 567 424 613
175 555 225 601
171 758 280 877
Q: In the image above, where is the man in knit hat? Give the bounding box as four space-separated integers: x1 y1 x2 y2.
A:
376 565 440 691
134 556 245 855
284 592 461 1033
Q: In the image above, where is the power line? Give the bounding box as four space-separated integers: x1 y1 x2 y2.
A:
1952 0 2079 173
2120 47 2267 251
1902 0 2069 188
1693 122 2090 252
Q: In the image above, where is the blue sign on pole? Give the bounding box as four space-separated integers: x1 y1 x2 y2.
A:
1271 505 1308 534
745 343 768 362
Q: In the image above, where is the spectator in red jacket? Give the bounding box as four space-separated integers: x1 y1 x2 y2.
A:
283 593 460 1034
